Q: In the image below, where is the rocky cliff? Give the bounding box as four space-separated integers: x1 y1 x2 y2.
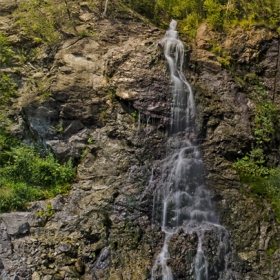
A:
1 1 280 280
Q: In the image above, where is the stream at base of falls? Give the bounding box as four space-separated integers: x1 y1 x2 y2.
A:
151 20 237 280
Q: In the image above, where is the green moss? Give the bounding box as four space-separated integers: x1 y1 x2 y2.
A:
211 45 223 56
266 239 278 255
244 73 259 84
234 76 245 86
46 209 54 217
46 202 52 211
110 241 118 250
80 148 88 160
78 30 91 38
262 212 269 221
218 57 230 67
36 209 45 217
52 120 64 134
45 202 54 217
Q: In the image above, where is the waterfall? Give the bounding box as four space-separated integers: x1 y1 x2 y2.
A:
151 20 234 280
103 0 109 15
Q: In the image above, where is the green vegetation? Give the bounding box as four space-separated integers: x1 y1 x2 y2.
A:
0 33 76 213
209 40 232 66
15 0 96 43
52 119 64 134
126 0 280 37
35 203 54 218
233 85 280 221
15 0 58 44
244 73 259 85
46 202 55 217
0 139 76 212
266 239 278 256
13 0 280 43
0 33 14 65
131 110 138 120
0 73 17 105
0 33 17 106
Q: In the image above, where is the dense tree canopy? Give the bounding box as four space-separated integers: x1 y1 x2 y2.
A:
129 0 280 36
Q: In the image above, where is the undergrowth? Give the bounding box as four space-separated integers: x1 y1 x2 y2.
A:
0 132 76 212
13 0 280 45
233 84 280 222
15 0 97 44
129 0 280 38
0 33 76 213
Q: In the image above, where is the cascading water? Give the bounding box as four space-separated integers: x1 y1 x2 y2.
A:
103 0 109 15
151 20 235 280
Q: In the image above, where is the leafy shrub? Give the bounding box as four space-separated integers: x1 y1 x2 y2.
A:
0 181 39 213
237 171 280 222
233 148 272 177
254 101 277 145
203 0 224 29
127 0 158 20
0 138 76 212
233 84 280 221
13 0 280 44
179 13 201 38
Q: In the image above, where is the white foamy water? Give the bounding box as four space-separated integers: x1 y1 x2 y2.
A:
151 20 234 280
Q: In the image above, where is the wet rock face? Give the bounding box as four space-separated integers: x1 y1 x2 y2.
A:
1 5 280 280
167 230 198 279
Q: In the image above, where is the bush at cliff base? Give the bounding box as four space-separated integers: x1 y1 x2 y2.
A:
0 136 76 212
